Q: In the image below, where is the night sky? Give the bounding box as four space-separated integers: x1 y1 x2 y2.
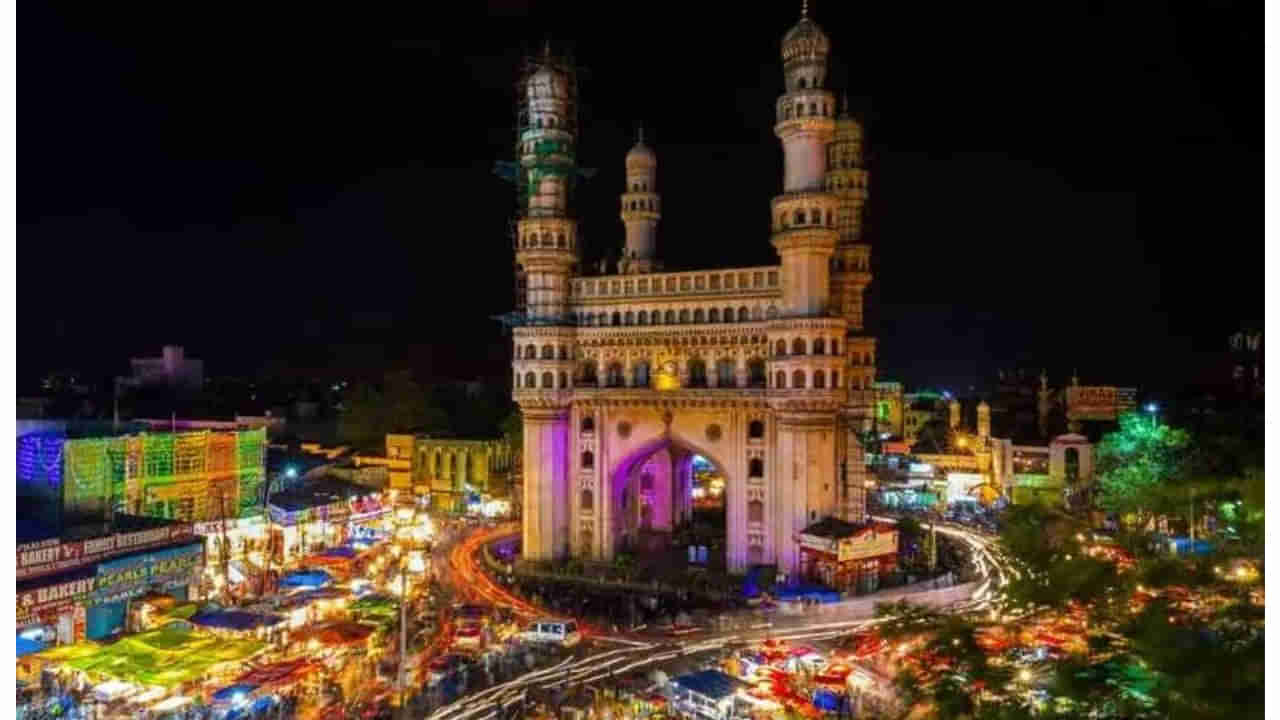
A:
19 2 1259 395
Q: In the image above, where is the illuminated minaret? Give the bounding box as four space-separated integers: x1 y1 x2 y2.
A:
515 43 579 324
771 1 838 317
619 127 660 274
827 94 871 330
512 43 580 562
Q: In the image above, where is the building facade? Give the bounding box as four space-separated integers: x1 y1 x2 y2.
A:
510 11 876 576
414 437 516 513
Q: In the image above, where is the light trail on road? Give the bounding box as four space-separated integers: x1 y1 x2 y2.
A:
425 517 1018 720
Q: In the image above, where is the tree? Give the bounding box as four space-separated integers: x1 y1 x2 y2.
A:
499 408 522 451
338 371 447 450
1093 412 1191 531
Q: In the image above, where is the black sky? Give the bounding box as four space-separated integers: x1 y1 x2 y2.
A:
19 1 1259 394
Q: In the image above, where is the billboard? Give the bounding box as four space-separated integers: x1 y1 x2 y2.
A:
1066 386 1137 421
16 524 194 581
946 473 985 503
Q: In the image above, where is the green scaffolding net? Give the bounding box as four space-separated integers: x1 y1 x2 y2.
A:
64 438 110 518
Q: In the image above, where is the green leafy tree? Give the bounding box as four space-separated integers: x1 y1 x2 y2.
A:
1093 413 1191 531
339 371 448 450
499 408 522 451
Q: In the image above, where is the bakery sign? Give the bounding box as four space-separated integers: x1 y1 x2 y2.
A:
18 576 97 612
16 524 195 581
837 527 898 563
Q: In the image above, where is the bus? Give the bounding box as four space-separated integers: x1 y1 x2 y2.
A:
520 619 581 647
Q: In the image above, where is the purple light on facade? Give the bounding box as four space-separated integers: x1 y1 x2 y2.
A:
18 433 64 491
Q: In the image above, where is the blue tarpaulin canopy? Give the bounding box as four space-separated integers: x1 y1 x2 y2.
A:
279 569 332 589
319 546 357 558
774 583 841 604
813 688 841 711
17 636 44 658
189 611 284 631
674 670 746 701
212 683 259 704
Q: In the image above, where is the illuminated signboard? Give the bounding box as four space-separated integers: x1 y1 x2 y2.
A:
946 473 984 503
1067 386 1137 421
909 463 934 475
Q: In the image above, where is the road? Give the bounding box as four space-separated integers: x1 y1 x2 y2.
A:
425 517 1015 720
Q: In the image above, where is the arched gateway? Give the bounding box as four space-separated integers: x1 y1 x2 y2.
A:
510 12 880 578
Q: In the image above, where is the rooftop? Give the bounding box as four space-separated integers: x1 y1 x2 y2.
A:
673 669 746 701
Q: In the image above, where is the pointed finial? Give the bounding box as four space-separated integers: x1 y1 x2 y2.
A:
801 0 809 18
637 122 645 145
841 91 849 114
543 37 552 59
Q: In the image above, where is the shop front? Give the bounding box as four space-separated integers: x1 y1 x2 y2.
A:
799 519 899 594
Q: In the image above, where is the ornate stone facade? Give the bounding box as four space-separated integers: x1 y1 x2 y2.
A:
511 10 876 577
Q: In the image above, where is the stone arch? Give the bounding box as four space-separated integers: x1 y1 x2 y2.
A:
603 431 733 563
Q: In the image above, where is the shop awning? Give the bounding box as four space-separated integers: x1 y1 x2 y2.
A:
279 569 332 589
17 636 45 658
189 610 284 632
294 621 376 646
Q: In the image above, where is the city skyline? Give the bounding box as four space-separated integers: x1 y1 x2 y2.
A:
19 3 1258 394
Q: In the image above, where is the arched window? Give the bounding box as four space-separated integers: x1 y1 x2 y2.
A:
724 307 735 323
559 371 568 388
651 310 661 324
581 363 598 384
864 352 872 365
831 371 840 388
749 459 764 478
738 307 750 322
581 451 594 469
606 363 624 387
792 369 805 388
524 372 536 388
542 345 554 359
581 529 593 551
679 309 690 323
688 357 708 387
581 416 595 433
637 311 648 325
775 339 787 356
693 308 705 323
717 358 735 387
810 208 820 224
809 102 816 115
749 501 764 522
608 312 619 326
542 372 554 388
708 308 720 323
633 361 650 388
813 370 826 389
632 183 639 192
831 340 839 356
665 310 676 324
798 77 807 89
514 372 521 388
775 371 786 389
748 358 766 388
624 311 634 325
813 338 826 355
542 233 551 247
580 489 593 511
748 420 765 439
559 345 568 360
525 344 536 358
557 233 566 248
792 338 807 355
794 210 805 225
826 210 833 226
